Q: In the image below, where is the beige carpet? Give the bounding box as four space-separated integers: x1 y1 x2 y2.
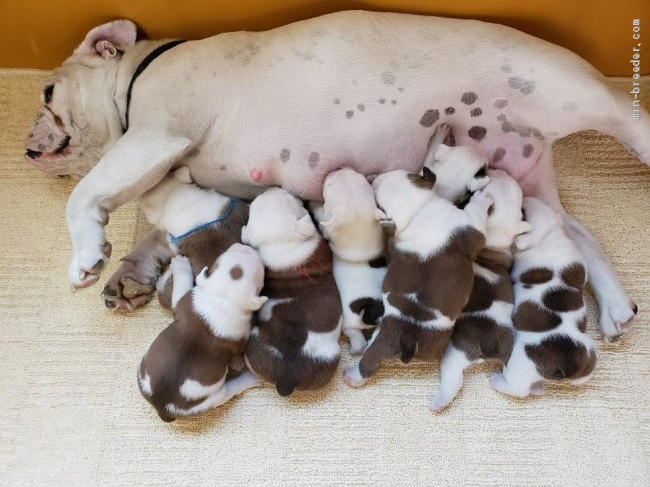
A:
1 70 648 486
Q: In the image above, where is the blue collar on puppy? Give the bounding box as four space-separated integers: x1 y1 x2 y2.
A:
168 198 238 246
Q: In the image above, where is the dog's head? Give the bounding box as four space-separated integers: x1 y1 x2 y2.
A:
482 169 532 249
424 144 490 204
318 168 385 261
372 168 436 235
195 243 268 312
514 197 563 251
241 188 317 264
24 20 137 176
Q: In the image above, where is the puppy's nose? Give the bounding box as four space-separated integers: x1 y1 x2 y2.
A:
26 149 42 159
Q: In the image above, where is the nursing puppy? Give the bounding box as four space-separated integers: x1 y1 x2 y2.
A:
421 123 490 206
431 170 531 412
137 244 267 422
134 166 249 310
489 197 596 397
343 168 492 387
312 168 387 353
242 188 342 396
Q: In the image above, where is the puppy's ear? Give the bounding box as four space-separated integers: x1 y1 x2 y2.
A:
517 221 533 235
374 208 387 221
296 214 315 238
422 166 436 188
380 219 396 236
74 19 137 58
246 295 269 312
196 266 210 287
172 166 193 184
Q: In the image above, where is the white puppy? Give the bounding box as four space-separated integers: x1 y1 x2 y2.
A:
343 168 492 387
242 188 343 396
138 244 267 422
431 169 531 411
312 168 388 353
489 197 596 397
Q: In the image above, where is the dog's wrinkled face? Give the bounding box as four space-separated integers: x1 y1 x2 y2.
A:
514 197 563 250
372 169 436 235
319 168 385 260
427 144 489 204
482 169 532 249
196 243 267 312
241 187 315 250
24 20 137 176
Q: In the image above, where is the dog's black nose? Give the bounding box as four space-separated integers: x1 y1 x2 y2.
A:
26 150 42 159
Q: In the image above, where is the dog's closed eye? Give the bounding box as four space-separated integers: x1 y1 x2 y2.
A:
43 85 54 104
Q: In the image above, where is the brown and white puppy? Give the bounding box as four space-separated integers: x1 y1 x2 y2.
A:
431 169 532 412
138 244 267 422
343 168 492 387
241 188 342 396
489 197 596 397
311 168 387 353
136 166 249 309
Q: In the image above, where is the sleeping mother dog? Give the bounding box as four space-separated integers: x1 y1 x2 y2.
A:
24 11 647 342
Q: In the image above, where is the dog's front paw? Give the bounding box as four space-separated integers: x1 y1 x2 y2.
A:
69 242 112 289
601 299 638 343
170 255 191 273
429 394 451 414
471 189 494 211
429 122 452 149
103 258 158 312
342 366 365 388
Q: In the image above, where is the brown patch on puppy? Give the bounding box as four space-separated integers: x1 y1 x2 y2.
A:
452 315 514 363
525 336 596 380
520 267 554 285
419 109 440 127
230 265 243 280
514 301 561 332
577 315 587 333
561 264 586 289
468 126 487 141
407 167 436 190
461 92 478 105
543 288 584 312
386 293 437 322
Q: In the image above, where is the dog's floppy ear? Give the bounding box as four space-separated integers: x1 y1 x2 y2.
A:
296 214 315 238
172 166 193 184
247 295 269 312
195 266 210 287
74 19 137 58
422 166 436 186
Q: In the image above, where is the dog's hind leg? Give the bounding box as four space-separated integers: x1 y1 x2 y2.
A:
343 322 399 387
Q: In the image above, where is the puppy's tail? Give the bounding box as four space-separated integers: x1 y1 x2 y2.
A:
399 331 418 364
275 378 296 397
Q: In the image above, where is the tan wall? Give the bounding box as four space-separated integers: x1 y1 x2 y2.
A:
1 0 648 75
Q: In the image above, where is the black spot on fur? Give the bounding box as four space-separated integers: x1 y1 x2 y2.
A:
508 77 535 95
378 98 386 104
461 92 478 105
308 152 320 168
470 108 482 117
349 298 384 326
494 99 508 109
419 109 440 127
280 148 291 162
522 144 534 158
357 104 365 112
369 256 388 268
346 110 354 119
492 147 506 163
445 107 455 115
333 98 340 104
468 126 487 141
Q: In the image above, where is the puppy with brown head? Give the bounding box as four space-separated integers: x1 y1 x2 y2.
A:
311 168 388 354
489 197 596 397
138 244 268 422
431 169 532 412
242 188 342 396
343 167 492 387
137 166 249 309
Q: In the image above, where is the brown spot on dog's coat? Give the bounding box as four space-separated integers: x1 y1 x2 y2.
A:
561 264 586 289
520 268 553 285
280 148 291 162
470 108 482 117
357 104 366 112
419 109 440 127
378 98 386 104
407 167 436 190
333 98 340 104
492 147 506 163
346 111 354 119
452 315 514 363
468 126 487 141
445 107 455 114
461 92 478 105
494 99 508 109
522 144 534 158
308 152 320 168
543 288 584 312
508 77 535 95
230 265 243 280
514 301 561 332
577 315 587 333
525 336 596 380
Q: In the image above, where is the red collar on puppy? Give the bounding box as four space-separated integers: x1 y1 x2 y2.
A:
265 240 333 283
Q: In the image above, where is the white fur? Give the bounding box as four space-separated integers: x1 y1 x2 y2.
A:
138 372 153 398
302 319 343 361
257 298 294 323
180 376 226 401
430 345 473 412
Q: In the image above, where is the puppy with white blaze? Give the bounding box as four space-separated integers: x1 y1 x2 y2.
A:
343 167 492 387
241 188 342 396
431 169 531 412
138 245 267 422
489 197 596 398
311 168 388 354
105 166 249 310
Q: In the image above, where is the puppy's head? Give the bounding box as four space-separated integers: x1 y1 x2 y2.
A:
318 168 385 260
241 187 316 252
372 169 436 235
424 144 489 204
196 243 268 312
482 169 532 249
514 197 563 251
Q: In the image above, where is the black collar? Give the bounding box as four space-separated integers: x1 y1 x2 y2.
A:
123 39 187 132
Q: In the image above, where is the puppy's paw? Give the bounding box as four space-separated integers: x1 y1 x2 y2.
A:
170 255 191 272
429 394 451 413
601 299 638 343
69 242 112 289
344 329 368 355
488 372 506 391
471 189 494 210
342 366 365 388
103 257 158 312
429 122 452 149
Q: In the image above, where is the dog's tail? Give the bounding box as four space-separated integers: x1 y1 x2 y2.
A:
399 330 418 364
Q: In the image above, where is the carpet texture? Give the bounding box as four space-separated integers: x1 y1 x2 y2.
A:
1 70 648 486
